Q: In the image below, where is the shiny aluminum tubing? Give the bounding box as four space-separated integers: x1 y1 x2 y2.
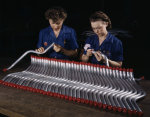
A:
91 51 109 67
0 55 146 116
3 43 54 71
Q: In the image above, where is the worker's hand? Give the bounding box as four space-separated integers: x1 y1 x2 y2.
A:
53 44 62 52
86 49 93 57
93 51 103 62
35 47 44 53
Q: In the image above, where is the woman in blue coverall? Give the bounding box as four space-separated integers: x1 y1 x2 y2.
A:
36 7 79 60
81 11 123 67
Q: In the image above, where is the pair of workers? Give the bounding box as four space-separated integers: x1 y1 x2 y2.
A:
36 7 123 67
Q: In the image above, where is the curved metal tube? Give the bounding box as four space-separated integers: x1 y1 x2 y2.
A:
3 43 54 71
92 51 109 67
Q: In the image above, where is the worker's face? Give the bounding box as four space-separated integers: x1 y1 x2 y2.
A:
49 19 64 31
91 20 108 36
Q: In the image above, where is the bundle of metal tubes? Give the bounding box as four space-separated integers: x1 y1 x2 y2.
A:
0 55 146 116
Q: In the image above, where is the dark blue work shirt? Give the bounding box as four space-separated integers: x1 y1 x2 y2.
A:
83 32 123 65
37 25 79 60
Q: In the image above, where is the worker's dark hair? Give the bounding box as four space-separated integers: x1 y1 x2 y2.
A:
89 11 112 29
45 6 67 23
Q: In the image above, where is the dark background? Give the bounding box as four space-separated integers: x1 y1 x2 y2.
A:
0 0 149 79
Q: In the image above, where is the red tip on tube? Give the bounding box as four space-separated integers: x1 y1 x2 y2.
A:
123 108 127 114
133 110 137 115
72 97 76 102
137 111 143 117
128 110 133 115
98 102 103 108
89 100 93 106
77 98 81 103
85 99 89 104
103 104 107 109
65 96 69 100
112 106 117 112
2 68 7 72
68 96 72 101
80 99 85 103
93 101 98 107
0 80 3 84
140 76 145 80
117 107 122 112
108 105 112 110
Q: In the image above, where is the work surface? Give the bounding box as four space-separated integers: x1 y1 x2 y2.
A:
0 57 150 117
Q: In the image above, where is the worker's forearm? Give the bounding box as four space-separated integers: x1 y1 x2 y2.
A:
61 48 77 57
108 59 122 67
81 54 90 62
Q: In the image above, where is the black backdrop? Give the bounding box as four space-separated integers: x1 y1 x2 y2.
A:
0 0 149 79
